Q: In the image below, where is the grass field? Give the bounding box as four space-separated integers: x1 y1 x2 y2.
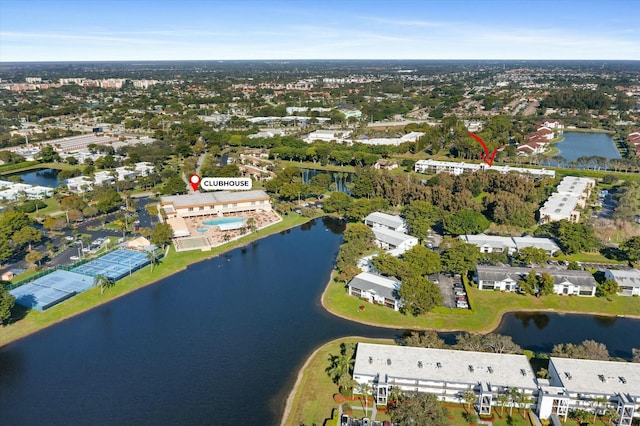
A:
0 213 310 347
322 275 640 333
283 336 393 426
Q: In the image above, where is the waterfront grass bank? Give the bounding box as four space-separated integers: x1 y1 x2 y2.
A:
282 336 393 426
0 213 311 347
321 275 640 333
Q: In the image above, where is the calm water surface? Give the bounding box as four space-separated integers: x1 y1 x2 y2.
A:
12 168 63 188
495 312 637 359
0 218 638 425
556 132 621 162
0 218 398 426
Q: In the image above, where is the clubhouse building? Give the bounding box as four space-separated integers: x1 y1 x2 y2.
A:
160 190 272 219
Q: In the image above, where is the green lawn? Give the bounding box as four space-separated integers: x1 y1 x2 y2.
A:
283 337 393 426
556 252 622 264
322 275 640 333
0 213 310 347
28 198 61 220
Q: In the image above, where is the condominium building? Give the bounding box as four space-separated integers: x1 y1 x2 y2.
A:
460 234 559 256
474 265 597 296
539 177 596 224
414 159 555 179
352 343 640 423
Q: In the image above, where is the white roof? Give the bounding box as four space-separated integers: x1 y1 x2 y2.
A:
556 176 595 196
539 193 579 219
461 234 517 250
512 236 560 252
373 227 417 247
550 357 640 396
365 212 405 229
354 343 538 390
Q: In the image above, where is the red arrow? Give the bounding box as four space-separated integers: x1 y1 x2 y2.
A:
468 132 497 167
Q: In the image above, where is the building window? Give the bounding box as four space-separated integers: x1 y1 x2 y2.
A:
251 201 256 205
188 208 193 212
223 204 228 208
199 207 204 211
259 200 264 204
232 203 238 207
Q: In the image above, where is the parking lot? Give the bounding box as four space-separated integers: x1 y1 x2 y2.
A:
435 273 468 309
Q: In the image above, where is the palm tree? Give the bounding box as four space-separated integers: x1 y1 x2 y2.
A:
518 393 533 418
246 217 257 233
94 274 114 294
496 393 510 416
508 388 521 416
592 396 609 423
146 250 160 272
357 382 372 415
462 391 477 413
606 406 619 425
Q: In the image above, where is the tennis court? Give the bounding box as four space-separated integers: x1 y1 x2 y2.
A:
72 249 150 281
10 270 95 311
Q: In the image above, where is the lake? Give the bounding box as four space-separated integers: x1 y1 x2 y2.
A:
0 218 399 426
1 218 639 425
556 131 621 162
11 168 63 188
495 312 637 359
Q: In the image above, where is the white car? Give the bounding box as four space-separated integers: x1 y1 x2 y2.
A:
70 256 80 261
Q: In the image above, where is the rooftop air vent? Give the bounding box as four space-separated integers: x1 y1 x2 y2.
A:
619 376 627 384
387 358 392 366
488 366 493 374
418 361 423 368
468 365 474 373
436 362 442 369
564 372 572 380
598 374 606 383
521 369 527 376
368 356 373 364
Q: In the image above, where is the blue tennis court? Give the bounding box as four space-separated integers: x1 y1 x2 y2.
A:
72 249 150 281
10 270 95 311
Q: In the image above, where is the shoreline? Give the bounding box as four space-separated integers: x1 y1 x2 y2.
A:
279 336 348 426
319 271 640 334
281 274 640 424
0 214 314 348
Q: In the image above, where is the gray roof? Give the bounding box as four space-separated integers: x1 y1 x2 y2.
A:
476 265 597 289
461 234 517 250
354 343 538 390
550 357 640 396
606 269 640 287
160 190 269 208
373 227 417 247
364 212 405 229
348 272 399 301
512 236 560 253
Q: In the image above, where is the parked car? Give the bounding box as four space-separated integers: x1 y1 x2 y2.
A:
341 414 349 426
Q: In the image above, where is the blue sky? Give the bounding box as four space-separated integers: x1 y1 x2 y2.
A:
1 0 638 62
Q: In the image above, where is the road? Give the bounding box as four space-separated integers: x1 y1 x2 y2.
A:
7 196 159 272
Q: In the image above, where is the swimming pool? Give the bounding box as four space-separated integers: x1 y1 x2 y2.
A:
196 228 208 233
202 217 246 226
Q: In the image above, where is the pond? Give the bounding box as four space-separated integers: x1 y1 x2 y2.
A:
10 168 63 188
556 132 621 162
1 218 638 425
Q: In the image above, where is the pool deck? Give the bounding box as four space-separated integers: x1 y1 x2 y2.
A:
174 211 282 251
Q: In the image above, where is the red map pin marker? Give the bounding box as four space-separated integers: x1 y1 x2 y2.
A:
189 174 201 191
